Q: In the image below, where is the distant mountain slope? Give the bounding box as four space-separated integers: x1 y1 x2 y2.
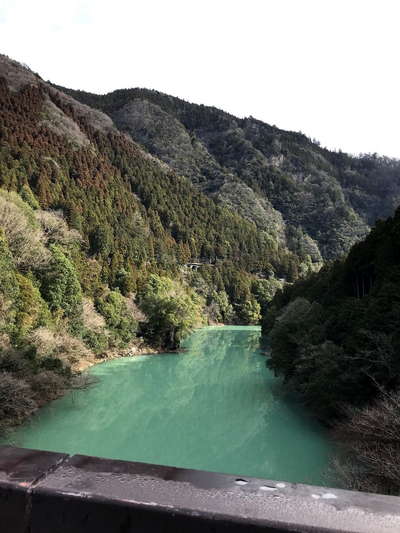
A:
58 87 400 261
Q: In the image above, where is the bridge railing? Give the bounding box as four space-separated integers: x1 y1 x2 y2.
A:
1 445 400 532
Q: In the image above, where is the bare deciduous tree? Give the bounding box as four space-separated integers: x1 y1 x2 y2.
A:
333 390 400 495
0 192 49 270
35 210 81 246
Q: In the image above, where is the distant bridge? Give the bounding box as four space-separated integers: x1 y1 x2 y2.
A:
186 262 203 270
184 261 215 270
1 445 400 532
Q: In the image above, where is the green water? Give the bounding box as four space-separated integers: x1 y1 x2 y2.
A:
6 326 333 485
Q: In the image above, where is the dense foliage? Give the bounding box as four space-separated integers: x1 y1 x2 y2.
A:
138 275 204 349
2 52 400 491
0 53 282 430
262 208 400 493
333 391 400 495
62 86 400 263
0 187 206 431
263 207 400 420
0 54 299 321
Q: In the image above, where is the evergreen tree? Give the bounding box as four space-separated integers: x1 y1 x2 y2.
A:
41 245 83 333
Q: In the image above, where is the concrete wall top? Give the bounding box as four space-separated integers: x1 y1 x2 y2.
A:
1 445 400 532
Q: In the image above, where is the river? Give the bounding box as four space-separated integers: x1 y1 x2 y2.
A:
5 326 333 485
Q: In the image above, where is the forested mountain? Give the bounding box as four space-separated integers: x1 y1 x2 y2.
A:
262 207 400 493
1 52 399 442
263 205 400 418
0 53 281 430
59 86 400 262
0 53 298 324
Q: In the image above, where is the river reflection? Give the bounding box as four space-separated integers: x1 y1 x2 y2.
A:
5 326 333 485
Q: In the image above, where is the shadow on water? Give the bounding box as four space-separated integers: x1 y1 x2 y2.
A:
4 326 335 486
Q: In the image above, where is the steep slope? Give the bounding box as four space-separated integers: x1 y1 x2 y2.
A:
262 206 400 420
1 53 303 431
58 87 400 261
0 54 302 323
261 206 400 495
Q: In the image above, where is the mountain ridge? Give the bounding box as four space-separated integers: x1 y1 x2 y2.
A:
56 84 400 263
2 52 400 284
0 53 300 318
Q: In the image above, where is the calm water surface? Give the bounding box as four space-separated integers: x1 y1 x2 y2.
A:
6 326 333 485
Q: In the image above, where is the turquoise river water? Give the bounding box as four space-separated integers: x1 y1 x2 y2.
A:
5 326 334 485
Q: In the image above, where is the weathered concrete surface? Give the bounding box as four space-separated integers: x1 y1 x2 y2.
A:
0 446 68 533
1 445 400 532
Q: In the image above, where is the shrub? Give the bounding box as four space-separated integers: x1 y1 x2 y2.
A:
41 245 83 333
0 229 18 334
82 297 106 330
0 372 37 428
95 290 138 347
29 371 67 403
19 184 40 210
334 390 400 495
35 210 81 246
82 328 109 355
0 334 11 352
0 190 49 270
81 298 109 354
139 274 204 349
0 347 29 374
237 297 261 325
28 327 93 369
14 274 51 341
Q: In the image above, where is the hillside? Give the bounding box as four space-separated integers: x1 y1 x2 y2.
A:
1 52 400 440
0 54 303 321
263 206 400 418
262 205 400 494
0 53 287 431
58 86 400 262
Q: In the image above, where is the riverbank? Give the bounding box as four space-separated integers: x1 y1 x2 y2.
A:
4 326 333 486
1 322 240 436
74 338 161 373
0 335 162 437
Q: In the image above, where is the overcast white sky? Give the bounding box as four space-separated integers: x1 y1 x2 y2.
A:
0 0 399 157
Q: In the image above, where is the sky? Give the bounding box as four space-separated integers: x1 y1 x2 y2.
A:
0 0 399 158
